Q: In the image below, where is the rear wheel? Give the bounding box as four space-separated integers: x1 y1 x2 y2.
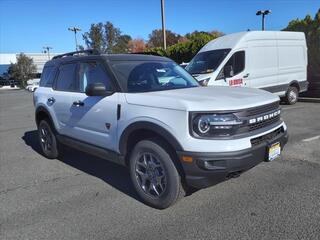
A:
129 139 184 209
38 119 60 159
284 86 299 105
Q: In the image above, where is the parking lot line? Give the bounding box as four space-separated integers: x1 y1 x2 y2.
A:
302 135 320 142
281 106 305 110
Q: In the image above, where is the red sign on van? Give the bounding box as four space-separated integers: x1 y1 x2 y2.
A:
229 79 243 86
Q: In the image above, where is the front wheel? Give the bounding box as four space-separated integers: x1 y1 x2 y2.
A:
129 139 184 209
284 86 299 105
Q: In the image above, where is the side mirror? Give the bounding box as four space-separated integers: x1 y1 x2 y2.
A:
85 83 112 96
224 65 234 78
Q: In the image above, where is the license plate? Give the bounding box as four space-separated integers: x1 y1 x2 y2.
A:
268 142 281 161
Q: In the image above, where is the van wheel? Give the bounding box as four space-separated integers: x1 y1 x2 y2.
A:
38 119 60 159
129 139 185 209
284 86 299 105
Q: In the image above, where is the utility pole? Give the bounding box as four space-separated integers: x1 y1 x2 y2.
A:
68 27 81 51
43 46 52 60
161 0 166 50
256 10 271 31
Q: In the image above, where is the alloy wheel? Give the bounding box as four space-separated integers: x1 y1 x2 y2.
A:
135 152 167 198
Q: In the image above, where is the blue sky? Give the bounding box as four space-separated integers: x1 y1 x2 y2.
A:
0 0 319 53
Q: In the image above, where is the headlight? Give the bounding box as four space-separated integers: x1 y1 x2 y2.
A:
191 113 243 138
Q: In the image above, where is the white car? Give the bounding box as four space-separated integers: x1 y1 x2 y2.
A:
186 31 308 105
26 83 39 92
34 50 288 209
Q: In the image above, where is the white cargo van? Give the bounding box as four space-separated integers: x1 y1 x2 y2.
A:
186 31 308 104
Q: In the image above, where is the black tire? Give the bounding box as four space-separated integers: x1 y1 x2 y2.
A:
129 139 185 209
38 119 60 159
284 86 299 105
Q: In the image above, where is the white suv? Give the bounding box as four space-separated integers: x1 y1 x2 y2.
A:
34 50 288 209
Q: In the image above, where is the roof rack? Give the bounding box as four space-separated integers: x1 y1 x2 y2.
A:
52 49 100 60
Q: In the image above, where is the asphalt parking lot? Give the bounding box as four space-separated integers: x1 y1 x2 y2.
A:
1 90 320 240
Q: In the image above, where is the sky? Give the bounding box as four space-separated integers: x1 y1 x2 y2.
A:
0 0 319 53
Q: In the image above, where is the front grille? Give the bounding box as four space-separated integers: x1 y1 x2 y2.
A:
248 115 280 131
250 126 284 146
246 102 279 117
236 101 281 132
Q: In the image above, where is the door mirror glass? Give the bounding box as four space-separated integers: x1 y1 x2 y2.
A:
224 65 234 78
85 82 112 96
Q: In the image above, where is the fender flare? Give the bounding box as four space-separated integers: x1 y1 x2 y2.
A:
119 121 184 155
35 106 55 128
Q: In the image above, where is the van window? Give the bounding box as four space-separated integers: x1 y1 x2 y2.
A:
55 63 77 91
186 49 231 74
40 66 55 87
78 62 112 92
225 51 245 75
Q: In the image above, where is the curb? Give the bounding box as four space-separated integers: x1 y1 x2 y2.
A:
299 97 320 103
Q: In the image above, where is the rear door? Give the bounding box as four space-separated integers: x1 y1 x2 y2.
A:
66 60 119 151
50 62 78 136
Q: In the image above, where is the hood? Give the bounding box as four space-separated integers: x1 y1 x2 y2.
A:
124 86 279 112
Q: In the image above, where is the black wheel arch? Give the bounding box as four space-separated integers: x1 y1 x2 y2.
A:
288 80 300 92
35 106 55 128
119 121 184 157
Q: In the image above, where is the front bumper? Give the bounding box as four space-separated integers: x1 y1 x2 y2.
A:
177 127 288 189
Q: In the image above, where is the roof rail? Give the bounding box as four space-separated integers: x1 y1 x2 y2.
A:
52 49 100 60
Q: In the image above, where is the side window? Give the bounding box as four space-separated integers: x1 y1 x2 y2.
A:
225 51 245 76
55 63 77 91
78 62 111 92
39 66 56 87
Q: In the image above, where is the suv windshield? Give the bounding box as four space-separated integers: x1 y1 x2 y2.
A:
111 61 199 93
186 49 231 74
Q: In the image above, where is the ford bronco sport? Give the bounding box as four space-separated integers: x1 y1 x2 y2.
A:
34 50 288 209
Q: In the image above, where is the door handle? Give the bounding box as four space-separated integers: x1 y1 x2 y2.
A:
47 97 55 104
243 73 250 78
73 100 84 107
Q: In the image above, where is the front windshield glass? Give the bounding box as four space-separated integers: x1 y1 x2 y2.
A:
186 48 231 74
111 61 199 93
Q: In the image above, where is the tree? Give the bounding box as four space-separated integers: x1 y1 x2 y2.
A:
8 53 37 87
82 21 131 53
113 34 132 53
283 9 320 81
162 30 223 63
147 29 181 48
128 38 146 53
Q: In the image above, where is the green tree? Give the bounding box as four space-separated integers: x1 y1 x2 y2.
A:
283 9 320 80
147 29 181 48
8 53 37 87
158 30 223 63
82 21 131 53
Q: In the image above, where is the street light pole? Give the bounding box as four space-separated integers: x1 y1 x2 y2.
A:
256 10 271 31
161 0 166 50
68 27 81 51
43 46 52 60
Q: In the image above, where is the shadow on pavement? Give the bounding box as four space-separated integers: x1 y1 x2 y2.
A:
22 130 140 202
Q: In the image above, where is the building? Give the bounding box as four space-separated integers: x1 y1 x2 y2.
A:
0 53 59 77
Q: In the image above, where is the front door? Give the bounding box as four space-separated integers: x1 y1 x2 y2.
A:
66 61 118 151
216 50 248 87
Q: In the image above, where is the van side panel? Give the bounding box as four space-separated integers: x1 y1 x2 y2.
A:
246 33 279 90
277 35 308 93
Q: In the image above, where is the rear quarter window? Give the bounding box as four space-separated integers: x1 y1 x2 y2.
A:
39 66 56 87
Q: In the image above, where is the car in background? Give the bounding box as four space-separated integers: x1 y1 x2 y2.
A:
186 31 308 105
26 82 39 92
